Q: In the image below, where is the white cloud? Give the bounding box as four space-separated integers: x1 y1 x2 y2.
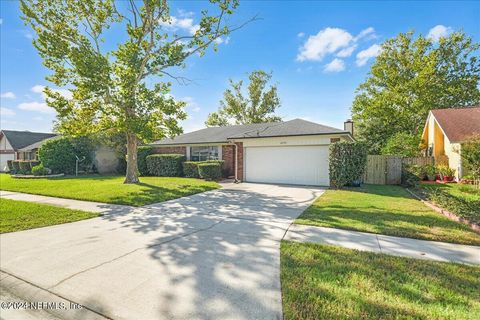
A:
1 107 15 117
18 101 54 114
356 44 381 66
1 92 16 99
336 45 357 58
427 25 452 42
31 85 72 99
297 32 305 38
214 36 230 45
297 27 353 62
355 27 376 41
324 58 345 72
181 97 200 112
297 26 376 62
159 15 200 35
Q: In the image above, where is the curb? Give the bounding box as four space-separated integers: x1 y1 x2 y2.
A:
0 270 111 320
405 188 480 233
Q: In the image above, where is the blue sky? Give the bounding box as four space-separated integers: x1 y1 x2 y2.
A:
1 1 479 134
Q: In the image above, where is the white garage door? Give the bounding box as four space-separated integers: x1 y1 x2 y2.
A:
244 146 329 186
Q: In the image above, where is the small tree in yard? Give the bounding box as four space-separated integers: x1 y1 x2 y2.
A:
329 141 368 188
461 135 480 179
21 0 250 183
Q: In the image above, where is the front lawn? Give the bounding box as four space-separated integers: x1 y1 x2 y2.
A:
419 183 480 225
0 174 220 206
296 184 480 245
0 198 98 233
281 241 480 320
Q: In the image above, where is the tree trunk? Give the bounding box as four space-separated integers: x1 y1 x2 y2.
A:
124 132 140 184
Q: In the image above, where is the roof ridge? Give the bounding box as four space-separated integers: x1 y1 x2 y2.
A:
232 121 285 138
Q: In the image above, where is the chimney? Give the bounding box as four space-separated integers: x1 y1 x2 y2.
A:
344 119 354 136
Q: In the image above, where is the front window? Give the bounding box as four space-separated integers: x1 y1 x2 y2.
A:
190 146 219 161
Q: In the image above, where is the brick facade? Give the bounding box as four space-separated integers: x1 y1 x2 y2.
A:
221 145 235 177
152 146 187 155
235 142 244 181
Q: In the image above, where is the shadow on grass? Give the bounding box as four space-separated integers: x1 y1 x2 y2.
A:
281 242 480 320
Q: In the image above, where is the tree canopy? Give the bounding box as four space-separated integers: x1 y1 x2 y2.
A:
21 0 247 183
352 31 480 154
205 70 282 126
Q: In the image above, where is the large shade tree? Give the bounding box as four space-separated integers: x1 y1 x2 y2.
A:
205 70 282 126
352 31 480 154
21 0 248 183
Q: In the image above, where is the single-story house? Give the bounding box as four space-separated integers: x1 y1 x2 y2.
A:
0 130 58 171
0 129 119 173
421 106 480 179
152 118 354 186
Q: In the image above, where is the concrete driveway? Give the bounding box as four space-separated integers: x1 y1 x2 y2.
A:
0 183 324 320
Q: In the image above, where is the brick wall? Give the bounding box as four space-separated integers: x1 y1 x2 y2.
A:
236 142 244 181
152 146 186 155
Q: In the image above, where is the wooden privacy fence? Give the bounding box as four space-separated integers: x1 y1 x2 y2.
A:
364 155 434 185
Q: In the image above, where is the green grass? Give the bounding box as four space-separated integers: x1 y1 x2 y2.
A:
296 184 480 245
0 198 98 233
0 174 220 206
281 241 480 320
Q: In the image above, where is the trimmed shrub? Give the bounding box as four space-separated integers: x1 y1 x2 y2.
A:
29 160 41 170
32 164 51 176
183 160 225 179
146 154 185 177
11 161 20 173
329 141 367 188
183 161 200 178
7 160 14 173
137 146 153 176
38 136 94 174
18 161 32 174
198 163 222 180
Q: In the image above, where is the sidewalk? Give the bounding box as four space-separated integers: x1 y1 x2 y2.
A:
0 190 132 214
285 224 480 265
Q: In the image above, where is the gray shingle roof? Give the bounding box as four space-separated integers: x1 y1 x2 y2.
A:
152 119 348 145
1 130 58 150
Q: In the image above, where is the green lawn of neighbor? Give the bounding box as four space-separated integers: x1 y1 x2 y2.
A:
281 241 480 320
295 184 480 245
0 174 220 206
0 198 98 233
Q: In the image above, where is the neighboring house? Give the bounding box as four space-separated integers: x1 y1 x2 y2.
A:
0 129 119 174
421 107 480 179
0 130 58 172
152 119 354 186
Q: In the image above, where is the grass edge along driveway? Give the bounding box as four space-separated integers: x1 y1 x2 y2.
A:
295 184 480 246
281 241 480 320
0 198 99 233
0 174 220 207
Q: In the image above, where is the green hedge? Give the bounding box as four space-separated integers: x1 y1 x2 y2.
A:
29 160 41 170
183 161 200 178
137 146 153 176
18 161 32 174
38 136 94 174
11 161 20 173
7 160 14 173
183 160 225 179
146 154 185 177
32 164 51 176
198 163 222 180
329 141 367 188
